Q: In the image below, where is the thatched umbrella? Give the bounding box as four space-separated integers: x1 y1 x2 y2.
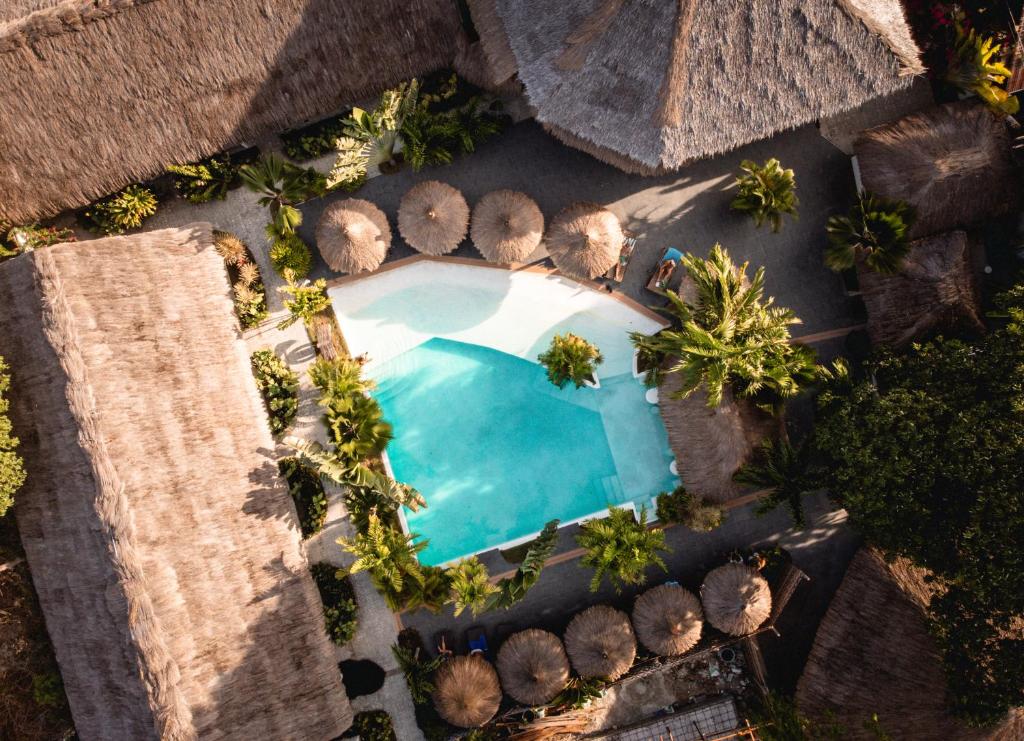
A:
397 180 470 255
470 190 544 264
563 605 636 681
496 629 570 706
701 563 772 636
632 584 703 656
545 202 623 280
315 198 391 274
432 655 502 728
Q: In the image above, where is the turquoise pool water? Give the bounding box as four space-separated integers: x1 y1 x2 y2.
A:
373 337 677 565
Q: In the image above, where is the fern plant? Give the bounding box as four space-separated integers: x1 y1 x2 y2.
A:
167 155 237 203
84 185 158 235
825 193 914 275
537 333 603 389
730 158 798 233
447 557 499 617
576 507 667 592
946 24 1019 114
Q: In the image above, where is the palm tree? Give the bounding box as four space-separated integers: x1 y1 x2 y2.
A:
825 193 914 275
730 158 798 233
734 436 818 529
489 519 559 609
630 244 819 407
309 356 374 398
391 643 442 705
576 507 667 592
239 154 323 234
537 333 604 388
283 436 377 488
337 510 426 608
277 278 331 329
447 557 499 617
324 392 393 463
946 25 1019 114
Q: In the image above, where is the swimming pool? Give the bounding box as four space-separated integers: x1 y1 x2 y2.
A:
329 259 678 565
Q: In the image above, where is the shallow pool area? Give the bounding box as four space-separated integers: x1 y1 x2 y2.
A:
329 259 678 565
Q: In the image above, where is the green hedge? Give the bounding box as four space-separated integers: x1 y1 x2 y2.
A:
279 457 328 538
311 563 358 645
250 350 299 436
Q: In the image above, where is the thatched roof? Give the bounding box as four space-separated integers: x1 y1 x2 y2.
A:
855 102 1015 238
470 189 544 264
472 0 921 174
316 198 391 274
0 225 350 739
545 202 622 280
858 231 983 348
631 583 703 656
563 605 636 681
433 655 503 728
398 180 471 255
0 0 462 222
496 629 570 707
797 548 1024 740
657 374 776 503
700 563 772 636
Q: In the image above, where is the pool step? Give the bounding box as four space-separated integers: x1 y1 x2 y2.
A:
598 474 627 505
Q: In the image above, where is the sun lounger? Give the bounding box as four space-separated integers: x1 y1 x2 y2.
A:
646 247 683 294
604 234 638 283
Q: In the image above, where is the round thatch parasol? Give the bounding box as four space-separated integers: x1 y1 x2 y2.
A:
315 198 391 274
632 583 703 656
563 605 636 681
397 180 470 255
432 655 502 728
544 202 623 280
470 190 544 263
496 629 570 706
700 563 772 636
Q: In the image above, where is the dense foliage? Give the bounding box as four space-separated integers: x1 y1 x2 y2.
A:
446 556 499 617
813 289 1024 725
0 357 25 518
214 230 267 329
329 80 418 187
945 24 1019 113
655 486 724 532
281 113 348 161
631 244 818 407
278 457 328 538
0 222 75 259
576 507 667 592
351 710 397 741
267 226 313 280
250 350 299 436
537 333 603 389
167 155 237 203
825 193 914 275
278 278 331 329
83 185 158 235
730 158 798 233
735 437 815 529
338 511 427 610
311 562 358 645
239 154 324 235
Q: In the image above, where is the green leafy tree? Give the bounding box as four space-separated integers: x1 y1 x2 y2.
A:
446 557 499 617
338 511 427 609
811 288 1024 724
84 185 158 235
576 507 667 592
734 436 817 529
946 24 1019 114
730 158 798 233
537 333 604 389
655 486 724 532
825 193 914 275
277 278 331 329
630 244 819 407
239 154 323 234
488 519 560 609
0 356 25 517
167 155 237 203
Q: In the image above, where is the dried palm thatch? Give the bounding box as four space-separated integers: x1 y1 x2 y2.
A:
545 202 622 279
855 102 1015 238
471 190 544 264
465 0 519 86
0 0 463 222
475 0 921 174
398 180 471 255
316 198 391 274
496 629 570 707
433 655 503 728
858 231 983 347
454 33 522 96
563 605 636 680
657 373 776 503
796 548 1024 740
701 563 772 636
0 224 351 739
631 584 703 656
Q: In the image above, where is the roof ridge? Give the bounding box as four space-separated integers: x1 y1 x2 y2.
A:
0 0 158 54
835 0 925 74
654 0 699 130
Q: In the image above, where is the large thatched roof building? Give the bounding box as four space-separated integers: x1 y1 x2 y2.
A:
468 0 922 174
796 548 1023 741
0 224 351 740
855 102 1016 238
0 0 462 222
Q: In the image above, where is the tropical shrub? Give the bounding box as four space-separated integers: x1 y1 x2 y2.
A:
576 507 667 592
239 154 324 234
351 711 397 741
401 95 503 172
83 185 158 235
538 333 603 389
735 437 816 529
281 114 349 161
446 557 499 617
250 350 299 436
337 511 427 610
0 356 26 517
551 677 605 711
213 230 268 328
488 519 559 609
311 562 358 645
825 193 914 275
329 81 419 188
345 478 425 533
309 355 392 466
278 457 328 538
630 244 819 407
278 278 331 329
811 286 1024 724
655 486 724 532
946 24 1019 114
730 158 798 232
0 222 75 258
267 227 313 280
167 155 237 203
392 641 442 705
